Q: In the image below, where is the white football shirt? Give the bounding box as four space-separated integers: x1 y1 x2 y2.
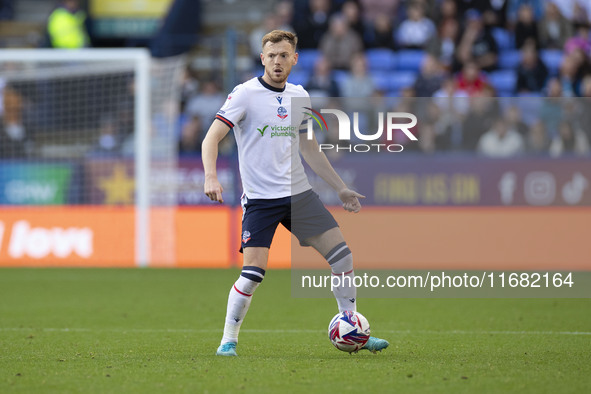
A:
215 77 312 199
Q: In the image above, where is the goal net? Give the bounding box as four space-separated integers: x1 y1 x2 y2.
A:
0 49 185 267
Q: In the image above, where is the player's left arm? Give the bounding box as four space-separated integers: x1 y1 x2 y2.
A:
299 132 365 212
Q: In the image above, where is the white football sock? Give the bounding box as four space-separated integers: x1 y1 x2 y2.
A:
326 242 356 312
221 266 265 344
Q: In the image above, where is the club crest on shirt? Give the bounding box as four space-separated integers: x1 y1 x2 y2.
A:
277 106 288 120
242 231 251 243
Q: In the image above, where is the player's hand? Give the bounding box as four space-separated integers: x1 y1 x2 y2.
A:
338 188 365 213
204 176 224 204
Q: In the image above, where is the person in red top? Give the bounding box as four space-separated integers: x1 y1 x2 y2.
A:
455 61 488 96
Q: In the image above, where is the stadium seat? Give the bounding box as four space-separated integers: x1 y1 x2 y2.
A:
396 50 425 71
388 71 418 91
540 49 563 76
297 49 320 71
488 70 517 93
498 50 521 69
492 28 513 50
496 90 514 97
366 49 397 71
371 71 391 91
289 70 310 86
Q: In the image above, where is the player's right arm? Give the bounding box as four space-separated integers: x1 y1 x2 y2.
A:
202 119 231 203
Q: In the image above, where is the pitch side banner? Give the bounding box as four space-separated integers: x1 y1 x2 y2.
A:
309 156 591 206
0 162 79 205
84 158 236 205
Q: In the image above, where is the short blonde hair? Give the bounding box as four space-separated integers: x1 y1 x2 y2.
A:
262 30 297 50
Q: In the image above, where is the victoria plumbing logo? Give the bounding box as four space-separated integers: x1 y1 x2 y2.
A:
303 107 417 153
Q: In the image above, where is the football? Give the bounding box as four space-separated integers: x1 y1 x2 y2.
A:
328 311 371 353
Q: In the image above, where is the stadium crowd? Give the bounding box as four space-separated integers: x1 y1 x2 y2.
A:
180 0 591 158
2 0 591 159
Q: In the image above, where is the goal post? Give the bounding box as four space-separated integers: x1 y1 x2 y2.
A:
0 49 184 267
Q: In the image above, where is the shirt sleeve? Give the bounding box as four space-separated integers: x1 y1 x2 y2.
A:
215 84 248 128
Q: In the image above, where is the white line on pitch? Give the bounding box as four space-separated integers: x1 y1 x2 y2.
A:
1 327 590 335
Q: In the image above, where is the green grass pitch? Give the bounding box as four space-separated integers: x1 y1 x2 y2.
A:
0 268 590 393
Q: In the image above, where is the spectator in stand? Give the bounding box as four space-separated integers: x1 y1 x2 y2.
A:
250 2 295 61
514 4 539 49
433 77 470 109
456 9 498 72
461 86 501 150
477 118 525 157
396 1 436 49
178 115 204 156
564 22 591 56
341 53 375 97
456 61 488 96
484 0 508 28
319 14 364 70
185 80 225 125
417 122 437 154
367 13 395 48
305 56 341 98
179 67 200 114
426 18 460 71
87 114 121 157
550 0 589 23
569 47 591 89
341 1 366 43
574 75 591 141
507 0 543 26
574 0 591 23
359 0 399 25
540 77 564 137
47 0 90 49
549 120 590 156
275 0 295 32
454 0 492 20
505 105 529 136
250 14 282 63
421 99 458 152
558 54 581 97
413 54 447 97
538 2 574 50
292 0 332 49
516 43 548 93
0 79 27 158
453 0 505 27
582 73 591 95
433 0 458 25
526 120 549 154
432 77 470 149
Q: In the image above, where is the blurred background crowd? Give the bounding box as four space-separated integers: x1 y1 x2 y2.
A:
1 0 591 159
